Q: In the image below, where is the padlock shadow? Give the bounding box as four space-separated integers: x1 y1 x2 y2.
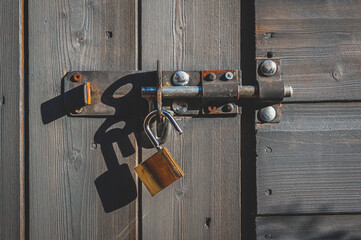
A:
93 117 138 213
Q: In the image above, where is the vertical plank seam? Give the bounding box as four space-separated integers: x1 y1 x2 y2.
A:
19 0 26 239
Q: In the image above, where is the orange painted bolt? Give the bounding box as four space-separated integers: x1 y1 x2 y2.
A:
72 73 82 82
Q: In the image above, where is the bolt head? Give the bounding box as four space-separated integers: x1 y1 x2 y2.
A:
259 106 276 122
74 107 83 114
172 101 188 114
224 72 234 80
172 71 190 86
208 73 216 81
222 104 234 113
72 73 82 82
259 60 277 77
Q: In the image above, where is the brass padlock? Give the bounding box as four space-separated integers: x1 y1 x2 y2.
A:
135 110 184 196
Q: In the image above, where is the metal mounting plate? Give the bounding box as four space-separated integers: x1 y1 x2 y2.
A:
63 70 241 117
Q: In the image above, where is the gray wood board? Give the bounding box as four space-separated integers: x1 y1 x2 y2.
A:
256 102 361 215
0 0 23 239
141 0 241 239
256 0 361 102
29 0 139 239
256 215 361 240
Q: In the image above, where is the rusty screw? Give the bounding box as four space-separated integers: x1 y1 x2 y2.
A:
208 73 216 81
208 106 217 112
72 73 82 82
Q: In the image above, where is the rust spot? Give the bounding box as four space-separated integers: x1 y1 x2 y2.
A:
208 106 216 112
72 73 82 82
202 70 234 80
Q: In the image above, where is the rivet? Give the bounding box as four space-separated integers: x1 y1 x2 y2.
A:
172 100 188 114
172 71 190 86
259 60 277 77
259 106 276 122
208 72 216 81
224 72 234 80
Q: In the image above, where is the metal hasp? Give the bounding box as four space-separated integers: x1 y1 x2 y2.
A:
141 62 293 117
62 61 293 117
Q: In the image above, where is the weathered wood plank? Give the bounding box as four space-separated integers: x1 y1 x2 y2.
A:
256 102 361 214
0 0 23 239
256 0 361 102
256 215 361 240
141 1 241 239
29 0 138 239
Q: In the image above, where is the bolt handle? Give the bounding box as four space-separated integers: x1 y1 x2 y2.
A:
144 110 183 150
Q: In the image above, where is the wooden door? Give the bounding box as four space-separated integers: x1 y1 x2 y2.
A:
253 1 361 239
28 0 241 239
2 0 361 240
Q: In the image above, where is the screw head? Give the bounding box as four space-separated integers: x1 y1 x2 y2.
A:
224 72 234 80
172 71 190 86
222 104 234 113
259 60 277 77
72 73 82 82
74 107 83 114
265 233 272 239
208 72 216 81
264 189 272 196
259 106 276 122
172 101 188 114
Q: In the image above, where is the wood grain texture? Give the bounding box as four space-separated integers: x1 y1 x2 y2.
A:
29 0 138 239
256 0 361 102
256 102 361 215
0 0 23 239
256 215 361 240
141 1 241 239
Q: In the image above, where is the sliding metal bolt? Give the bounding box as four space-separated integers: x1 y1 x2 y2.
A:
172 71 190 86
259 60 277 77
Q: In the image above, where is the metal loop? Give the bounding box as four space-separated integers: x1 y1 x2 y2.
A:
144 110 183 150
150 115 171 145
156 60 163 122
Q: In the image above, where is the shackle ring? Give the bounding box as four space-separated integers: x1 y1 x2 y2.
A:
144 110 183 150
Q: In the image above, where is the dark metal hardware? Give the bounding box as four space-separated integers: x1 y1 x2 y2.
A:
63 61 293 117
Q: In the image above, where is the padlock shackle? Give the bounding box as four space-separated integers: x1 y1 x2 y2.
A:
144 110 183 150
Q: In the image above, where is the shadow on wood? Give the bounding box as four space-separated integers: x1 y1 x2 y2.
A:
40 84 85 124
93 118 137 213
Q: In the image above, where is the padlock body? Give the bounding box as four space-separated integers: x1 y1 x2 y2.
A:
135 147 184 196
